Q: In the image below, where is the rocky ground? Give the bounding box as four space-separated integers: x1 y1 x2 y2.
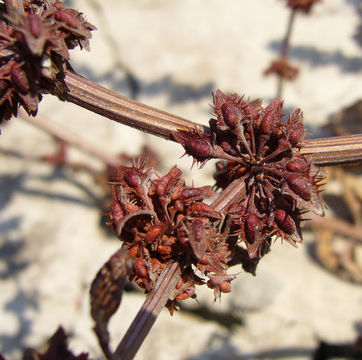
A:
0 0 361 359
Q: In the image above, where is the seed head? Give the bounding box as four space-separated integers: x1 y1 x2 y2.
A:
173 89 325 259
108 163 238 311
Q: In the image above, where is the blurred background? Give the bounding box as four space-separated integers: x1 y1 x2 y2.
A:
0 0 361 359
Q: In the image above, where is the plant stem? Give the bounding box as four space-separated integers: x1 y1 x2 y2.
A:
112 262 181 360
59 71 207 142
57 71 362 168
301 134 362 166
277 9 296 98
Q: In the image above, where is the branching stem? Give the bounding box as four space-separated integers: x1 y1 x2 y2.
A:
53 71 362 168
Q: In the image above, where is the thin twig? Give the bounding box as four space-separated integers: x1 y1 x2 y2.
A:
277 9 296 98
307 213 362 242
19 110 121 168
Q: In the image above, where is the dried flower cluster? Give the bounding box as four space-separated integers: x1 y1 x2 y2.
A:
286 0 321 13
104 90 325 313
107 162 239 312
174 90 325 258
0 0 95 127
264 57 299 80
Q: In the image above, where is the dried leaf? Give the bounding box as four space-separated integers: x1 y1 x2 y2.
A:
90 246 131 359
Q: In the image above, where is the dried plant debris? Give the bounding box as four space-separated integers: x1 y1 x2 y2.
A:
174 90 325 258
21 326 89 360
264 57 299 80
311 167 362 283
0 1 96 128
314 225 362 284
309 100 362 283
90 246 131 359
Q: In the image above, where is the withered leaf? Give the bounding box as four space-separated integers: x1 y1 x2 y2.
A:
90 245 132 359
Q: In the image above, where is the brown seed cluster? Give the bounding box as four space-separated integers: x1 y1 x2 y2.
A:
286 0 321 13
174 90 325 258
264 57 299 80
0 0 95 127
108 163 238 312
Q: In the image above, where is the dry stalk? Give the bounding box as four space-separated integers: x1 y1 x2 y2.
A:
277 9 297 97
56 71 362 168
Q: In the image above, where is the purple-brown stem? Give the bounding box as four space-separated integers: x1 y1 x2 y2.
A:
277 9 297 97
19 110 121 168
112 262 181 360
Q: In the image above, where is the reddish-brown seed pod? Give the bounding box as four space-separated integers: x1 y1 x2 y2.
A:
55 10 79 29
185 137 213 160
175 292 190 301
134 258 148 278
245 213 259 244
155 166 182 197
124 169 140 187
128 245 139 258
221 103 239 128
286 160 305 173
188 202 222 219
180 188 203 199
145 224 164 244
275 209 295 234
287 174 311 201
28 14 42 38
173 130 214 162
151 258 161 273
288 123 304 145
158 245 172 256
260 111 274 134
219 281 232 293
11 63 29 92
